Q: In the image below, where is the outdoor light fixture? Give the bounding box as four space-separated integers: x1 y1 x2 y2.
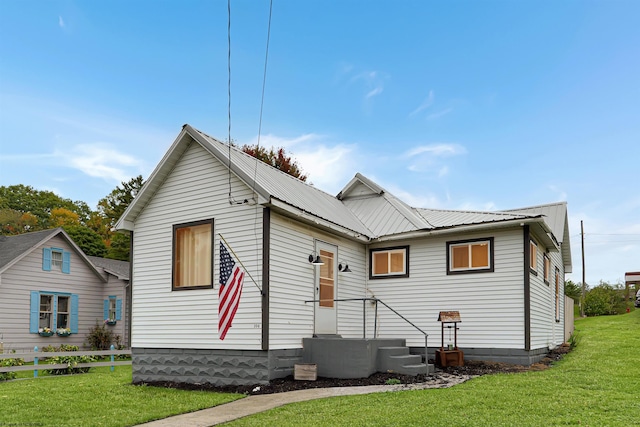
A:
338 263 351 273
308 254 324 265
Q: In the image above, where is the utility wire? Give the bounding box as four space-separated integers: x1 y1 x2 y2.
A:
252 0 273 193
227 0 237 204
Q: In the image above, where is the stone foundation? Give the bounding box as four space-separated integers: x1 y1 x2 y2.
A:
132 347 303 386
409 346 549 365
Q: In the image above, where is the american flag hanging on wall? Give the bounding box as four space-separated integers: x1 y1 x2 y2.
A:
218 240 245 340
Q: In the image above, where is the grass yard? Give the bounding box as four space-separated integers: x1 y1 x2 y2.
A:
227 310 640 426
1 311 638 426
0 366 243 427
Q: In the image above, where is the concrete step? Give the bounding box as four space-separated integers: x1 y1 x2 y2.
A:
378 346 410 357
397 363 433 376
378 346 434 375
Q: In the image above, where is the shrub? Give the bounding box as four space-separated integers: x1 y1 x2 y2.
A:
0 356 25 381
43 344 96 375
85 321 115 350
584 283 625 316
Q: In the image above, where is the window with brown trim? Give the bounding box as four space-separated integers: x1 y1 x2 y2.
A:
172 219 214 290
370 246 409 279
446 238 494 274
530 240 538 275
543 253 551 284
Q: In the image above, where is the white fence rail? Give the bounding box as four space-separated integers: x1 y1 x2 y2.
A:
0 346 131 377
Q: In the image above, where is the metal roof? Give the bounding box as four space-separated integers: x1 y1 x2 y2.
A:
116 125 570 257
502 202 572 272
415 208 533 229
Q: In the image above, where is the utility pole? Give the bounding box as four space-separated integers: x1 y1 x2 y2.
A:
580 220 586 317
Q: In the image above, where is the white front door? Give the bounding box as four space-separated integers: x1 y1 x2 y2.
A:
314 241 337 335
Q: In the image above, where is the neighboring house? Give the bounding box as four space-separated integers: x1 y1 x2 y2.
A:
0 228 128 352
116 124 572 386
87 256 131 347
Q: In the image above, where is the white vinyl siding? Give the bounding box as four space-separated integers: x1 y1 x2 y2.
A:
529 238 565 350
268 213 366 349
131 141 263 349
367 229 526 349
0 236 108 352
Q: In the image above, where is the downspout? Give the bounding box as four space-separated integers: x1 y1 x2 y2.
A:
523 225 531 351
127 230 133 349
261 207 270 351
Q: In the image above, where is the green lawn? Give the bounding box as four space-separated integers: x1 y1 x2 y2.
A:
2 311 638 426
0 366 243 427
228 311 640 426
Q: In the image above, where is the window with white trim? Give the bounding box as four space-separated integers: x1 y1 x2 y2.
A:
370 246 409 279
39 294 53 330
30 291 78 334
42 247 71 274
447 238 494 274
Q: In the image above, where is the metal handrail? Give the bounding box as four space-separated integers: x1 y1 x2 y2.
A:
304 297 429 364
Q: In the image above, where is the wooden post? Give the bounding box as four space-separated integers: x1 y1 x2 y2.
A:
580 220 586 317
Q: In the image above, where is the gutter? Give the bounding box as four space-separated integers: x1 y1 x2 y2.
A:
368 217 557 248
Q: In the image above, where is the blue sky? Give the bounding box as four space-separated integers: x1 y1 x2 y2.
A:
1 1 638 286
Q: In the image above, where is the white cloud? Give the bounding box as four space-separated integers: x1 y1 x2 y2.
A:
343 69 387 103
403 143 466 174
410 90 435 117
250 133 320 149
566 202 640 286
548 184 568 201
405 144 466 158
65 144 142 182
58 16 65 28
382 182 444 209
366 86 383 99
426 107 454 120
245 133 357 195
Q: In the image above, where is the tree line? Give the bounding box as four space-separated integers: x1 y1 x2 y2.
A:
0 176 143 261
0 143 308 261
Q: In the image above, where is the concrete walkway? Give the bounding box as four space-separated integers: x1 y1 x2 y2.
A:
137 373 472 427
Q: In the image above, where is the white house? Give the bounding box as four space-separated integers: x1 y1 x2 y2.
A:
116 124 572 386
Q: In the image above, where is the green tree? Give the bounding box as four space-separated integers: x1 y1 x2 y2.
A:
241 145 308 181
0 184 89 230
50 207 81 227
96 176 144 261
107 232 131 261
564 279 581 301
584 281 625 316
63 225 107 257
0 208 39 234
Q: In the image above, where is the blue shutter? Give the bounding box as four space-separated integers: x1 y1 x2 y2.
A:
42 248 51 271
62 251 71 274
116 299 122 320
30 291 40 333
104 299 109 320
70 294 79 333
